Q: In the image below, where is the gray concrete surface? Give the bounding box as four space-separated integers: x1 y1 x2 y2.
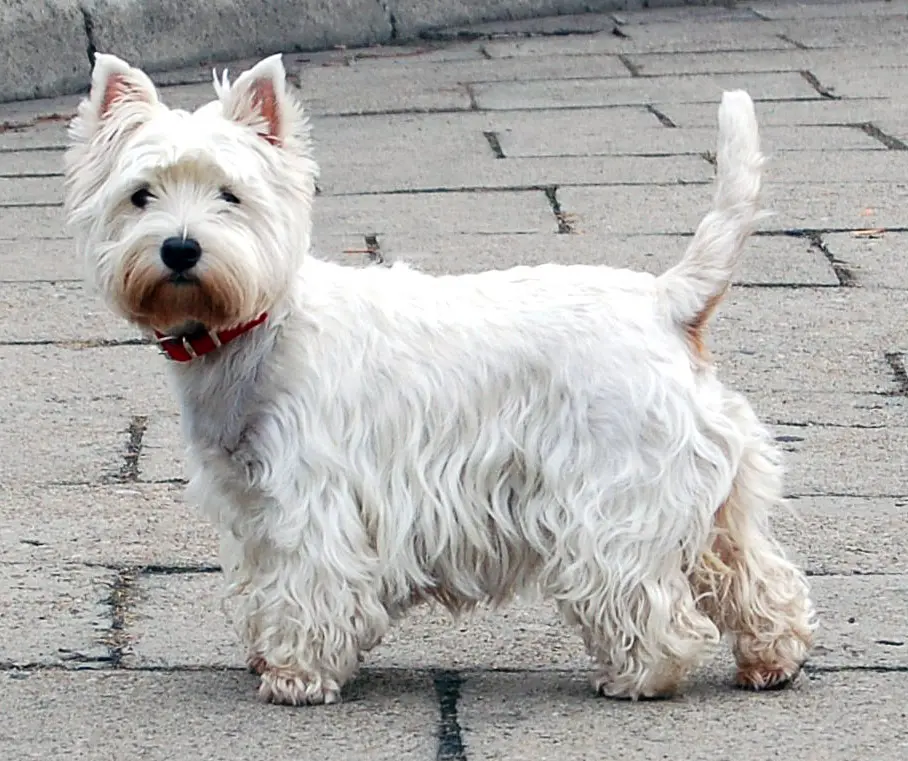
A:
2 1 908 758
0 0 717 104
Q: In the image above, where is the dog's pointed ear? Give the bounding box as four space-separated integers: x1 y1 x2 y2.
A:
88 53 159 121
217 54 293 146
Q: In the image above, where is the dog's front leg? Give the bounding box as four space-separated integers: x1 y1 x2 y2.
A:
233 506 389 705
233 537 391 706
219 420 392 705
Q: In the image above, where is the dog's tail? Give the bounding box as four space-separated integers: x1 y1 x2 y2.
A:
657 90 765 341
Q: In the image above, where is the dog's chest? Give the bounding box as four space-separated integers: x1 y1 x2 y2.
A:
173 356 266 456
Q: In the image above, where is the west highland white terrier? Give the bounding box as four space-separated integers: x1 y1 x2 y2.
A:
64 52 815 706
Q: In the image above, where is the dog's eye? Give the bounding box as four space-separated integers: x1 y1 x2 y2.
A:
130 188 154 209
219 189 241 205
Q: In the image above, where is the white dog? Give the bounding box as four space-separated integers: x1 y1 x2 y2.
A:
64 52 815 706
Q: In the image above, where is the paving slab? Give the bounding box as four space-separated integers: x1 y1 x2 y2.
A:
379 231 837 285
824 231 908 289
315 189 557 235
778 14 908 50
748 391 908 429
159 58 483 116
0 148 65 177
0 484 217 566
0 563 112 667
0 204 68 238
0 238 83 281
623 47 902 77
459 671 908 761
139 413 185 483
657 98 908 128
311 110 719 192
123 572 908 671
0 344 173 484
611 5 761 26
809 64 908 101
776 496 908 576
2 670 438 761
496 123 880 157
472 71 818 110
763 150 908 184
708 288 903 394
560 181 908 233
750 0 908 21
0 176 61 205
1 281 138 343
0 407 127 485
428 11 619 39
776 424 908 496
0 123 70 151
482 20 795 58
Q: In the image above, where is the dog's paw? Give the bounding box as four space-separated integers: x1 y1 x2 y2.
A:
258 667 342 706
735 662 803 691
592 672 680 701
246 654 267 675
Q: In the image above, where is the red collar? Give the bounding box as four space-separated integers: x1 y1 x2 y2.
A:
153 313 268 362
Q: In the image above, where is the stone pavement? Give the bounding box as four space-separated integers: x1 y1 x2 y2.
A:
2 1 908 758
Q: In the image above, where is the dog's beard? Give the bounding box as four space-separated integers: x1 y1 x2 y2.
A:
116 246 255 332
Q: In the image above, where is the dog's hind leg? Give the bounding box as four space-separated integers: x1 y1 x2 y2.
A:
692 397 816 690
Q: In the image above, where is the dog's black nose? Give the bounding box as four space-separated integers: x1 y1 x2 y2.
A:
160 237 202 272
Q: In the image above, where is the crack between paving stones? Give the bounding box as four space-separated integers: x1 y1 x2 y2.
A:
3 662 906 678
100 569 138 668
434 670 467 761
363 233 386 266
418 27 600 43
0 338 150 348
463 83 478 111
617 54 640 77
482 131 505 158
777 33 808 50
87 563 222 575
645 104 676 128
804 231 856 287
80 6 98 69
322 180 712 198
800 70 838 99
806 665 908 675
376 0 398 41
854 122 908 150
786 491 908 499
884 352 908 397
767 226 908 236
544 186 574 234
111 415 148 483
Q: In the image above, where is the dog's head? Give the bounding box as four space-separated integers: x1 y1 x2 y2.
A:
64 53 318 333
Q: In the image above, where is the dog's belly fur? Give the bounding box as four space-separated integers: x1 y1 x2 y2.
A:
180 258 740 618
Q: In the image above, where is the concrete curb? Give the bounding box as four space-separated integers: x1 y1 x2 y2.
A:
0 0 718 104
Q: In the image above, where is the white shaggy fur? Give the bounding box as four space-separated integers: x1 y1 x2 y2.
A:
64 53 816 705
